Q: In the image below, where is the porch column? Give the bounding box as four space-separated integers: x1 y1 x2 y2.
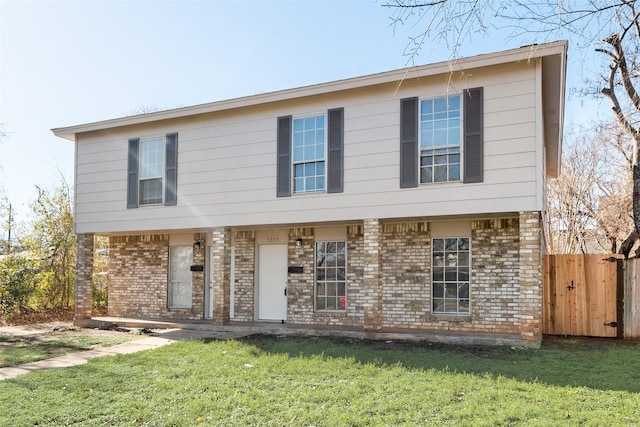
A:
363 219 383 332
212 227 231 325
519 211 543 346
75 233 94 320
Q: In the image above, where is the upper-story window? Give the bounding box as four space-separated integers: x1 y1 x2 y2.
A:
400 88 483 188
139 137 165 204
127 133 178 209
293 115 326 193
276 108 344 198
420 95 461 183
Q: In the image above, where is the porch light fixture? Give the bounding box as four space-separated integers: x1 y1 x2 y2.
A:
194 241 201 250
296 238 303 247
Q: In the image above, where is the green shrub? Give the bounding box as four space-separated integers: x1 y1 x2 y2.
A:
0 253 38 318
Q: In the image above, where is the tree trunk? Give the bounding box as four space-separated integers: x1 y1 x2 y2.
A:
619 228 638 258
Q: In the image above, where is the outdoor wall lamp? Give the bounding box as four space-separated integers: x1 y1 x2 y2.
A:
296 238 303 247
194 241 202 250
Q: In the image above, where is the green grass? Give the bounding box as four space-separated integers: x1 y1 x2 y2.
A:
0 334 133 368
0 335 639 426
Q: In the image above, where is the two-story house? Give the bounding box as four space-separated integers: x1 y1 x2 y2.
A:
53 41 567 346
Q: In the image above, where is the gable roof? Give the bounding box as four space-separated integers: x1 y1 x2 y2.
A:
52 40 567 176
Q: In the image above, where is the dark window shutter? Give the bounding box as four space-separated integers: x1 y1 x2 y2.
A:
127 138 139 209
463 87 484 183
277 116 292 197
165 133 178 206
400 97 419 188
327 108 344 193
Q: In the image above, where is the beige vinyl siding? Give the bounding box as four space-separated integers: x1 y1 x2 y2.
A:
73 61 542 234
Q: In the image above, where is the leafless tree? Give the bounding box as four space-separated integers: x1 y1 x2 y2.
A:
384 0 640 257
546 124 633 254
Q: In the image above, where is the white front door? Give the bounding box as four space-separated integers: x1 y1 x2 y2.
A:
258 244 288 321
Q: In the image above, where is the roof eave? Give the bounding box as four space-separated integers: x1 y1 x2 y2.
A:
52 40 569 141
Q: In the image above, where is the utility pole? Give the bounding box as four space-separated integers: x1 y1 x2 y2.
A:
7 203 11 253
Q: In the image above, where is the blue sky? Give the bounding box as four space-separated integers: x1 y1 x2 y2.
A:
0 0 602 230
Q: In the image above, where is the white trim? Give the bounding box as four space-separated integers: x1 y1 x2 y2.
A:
52 41 568 141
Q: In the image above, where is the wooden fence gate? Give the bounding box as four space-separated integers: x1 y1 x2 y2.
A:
543 254 622 338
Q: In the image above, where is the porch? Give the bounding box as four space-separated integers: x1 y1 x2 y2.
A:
77 316 526 347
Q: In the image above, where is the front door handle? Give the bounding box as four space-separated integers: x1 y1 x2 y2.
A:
284 287 287 296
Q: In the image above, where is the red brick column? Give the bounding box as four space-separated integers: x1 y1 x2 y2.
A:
75 233 94 320
212 227 231 325
519 211 543 346
363 219 382 332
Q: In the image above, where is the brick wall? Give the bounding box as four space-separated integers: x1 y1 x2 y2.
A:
108 234 204 320
103 214 543 341
233 230 255 322
75 233 94 319
381 222 430 328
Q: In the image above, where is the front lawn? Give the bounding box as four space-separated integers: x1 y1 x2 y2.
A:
0 334 133 368
0 336 638 426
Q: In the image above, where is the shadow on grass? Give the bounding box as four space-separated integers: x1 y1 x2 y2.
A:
0 335 122 368
238 334 640 393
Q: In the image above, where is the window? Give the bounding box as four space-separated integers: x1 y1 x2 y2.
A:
400 88 483 188
139 137 164 204
315 241 346 311
276 108 343 197
127 133 178 209
420 96 461 183
168 246 193 309
293 115 326 193
432 237 470 315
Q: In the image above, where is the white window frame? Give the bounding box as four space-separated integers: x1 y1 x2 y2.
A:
292 114 327 194
431 237 470 316
139 136 165 205
168 245 193 309
315 240 347 312
419 94 462 184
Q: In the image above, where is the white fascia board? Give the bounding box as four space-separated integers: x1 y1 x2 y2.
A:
52 41 568 141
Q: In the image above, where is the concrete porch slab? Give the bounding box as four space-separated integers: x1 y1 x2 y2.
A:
81 317 532 347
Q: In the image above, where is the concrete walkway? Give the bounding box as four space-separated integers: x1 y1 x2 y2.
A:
0 325 250 381
0 336 172 380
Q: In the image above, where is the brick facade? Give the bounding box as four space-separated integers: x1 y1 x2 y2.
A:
108 234 204 320
75 233 94 319
233 230 255 322
93 212 543 344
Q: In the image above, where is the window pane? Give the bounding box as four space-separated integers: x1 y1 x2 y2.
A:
306 177 315 192
445 282 458 298
433 298 444 313
446 239 458 251
316 176 325 191
421 166 433 183
434 165 447 182
459 238 470 251
293 146 303 162
448 95 460 111
433 239 444 251
459 283 469 299
140 178 162 205
458 252 469 267
316 297 326 310
294 177 304 193
433 282 444 298
316 268 326 281
433 267 444 282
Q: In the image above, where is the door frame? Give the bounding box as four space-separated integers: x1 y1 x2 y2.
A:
204 246 214 319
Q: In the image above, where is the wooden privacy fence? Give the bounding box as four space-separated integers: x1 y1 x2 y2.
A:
624 258 640 339
543 254 622 338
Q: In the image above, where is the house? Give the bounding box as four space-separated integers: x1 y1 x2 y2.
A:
53 41 567 347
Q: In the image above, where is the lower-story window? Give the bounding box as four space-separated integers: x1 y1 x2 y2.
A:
169 246 193 309
432 237 470 315
315 241 346 311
